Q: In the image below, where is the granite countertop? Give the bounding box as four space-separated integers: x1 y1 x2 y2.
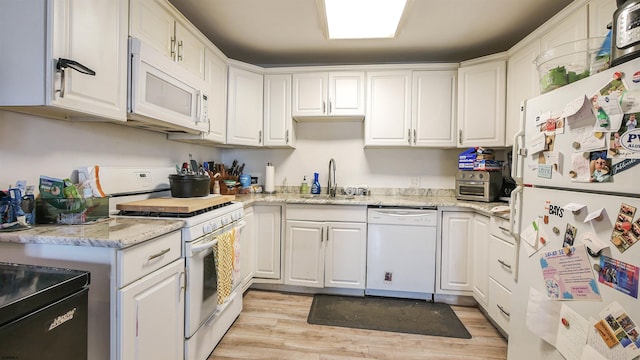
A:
0 218 184 249
0 190 509 249
235 192 511 219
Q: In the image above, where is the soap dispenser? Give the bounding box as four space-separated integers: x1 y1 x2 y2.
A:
300 176 309 194
311 172 321 194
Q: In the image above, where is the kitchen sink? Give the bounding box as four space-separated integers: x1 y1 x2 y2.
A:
300 194 356 200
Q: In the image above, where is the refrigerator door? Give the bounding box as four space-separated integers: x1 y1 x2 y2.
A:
508 187 640 359
519 57 640 194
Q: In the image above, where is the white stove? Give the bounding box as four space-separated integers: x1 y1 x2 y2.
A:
78 166 244 360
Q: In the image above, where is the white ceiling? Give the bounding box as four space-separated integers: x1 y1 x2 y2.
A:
168 0 575 67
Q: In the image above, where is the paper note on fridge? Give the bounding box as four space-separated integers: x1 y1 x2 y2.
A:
571 126 607 152
556 303 589 360
565 95 594 123
593 94 624 132
584 208 606 222
620 89 640 113
526 287 562 346
529 132 548 156
579 232 609 253
563 203 587 212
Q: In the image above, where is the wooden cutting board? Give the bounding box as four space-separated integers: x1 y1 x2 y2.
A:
116 195 236 213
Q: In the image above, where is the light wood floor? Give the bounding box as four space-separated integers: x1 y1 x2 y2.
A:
209 290 508 360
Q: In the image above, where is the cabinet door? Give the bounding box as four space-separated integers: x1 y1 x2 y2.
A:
457 60 506 147
264 74 295 148
174 20 206 80
540 6 588 52
204 47 227 144
506 40 540 147
129 0 175 59
325 222 366 289
51 0 128 120
439 211 474 293
589 0 616 38
412 70 457 147
240 207 255 291
471 214 490 308
328 72 365 116
119 259 185 360
292 72 327 117
227 67 264 146
364 70 412 146
254 205 282 280
285 220 324 288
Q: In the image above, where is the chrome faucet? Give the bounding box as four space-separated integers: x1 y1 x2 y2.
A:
328 158 337 197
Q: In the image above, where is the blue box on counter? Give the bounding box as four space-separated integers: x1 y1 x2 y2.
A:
458 148 477 170
473 159 502 171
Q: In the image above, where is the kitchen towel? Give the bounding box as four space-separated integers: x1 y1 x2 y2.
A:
214 229 235 305
264 163 275 193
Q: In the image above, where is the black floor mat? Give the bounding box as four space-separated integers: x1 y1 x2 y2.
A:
307 294 471 339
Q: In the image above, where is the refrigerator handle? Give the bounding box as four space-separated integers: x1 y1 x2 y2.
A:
509 185 523 281
511 101 526 185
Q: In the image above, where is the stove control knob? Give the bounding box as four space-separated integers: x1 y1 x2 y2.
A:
222 217 229 225
203 224 212 234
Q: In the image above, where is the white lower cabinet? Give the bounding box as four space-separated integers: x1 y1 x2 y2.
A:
471 214 490 308
253 205 283 280
285 205 367 289
118 258 185 360
240 206 256 291
487 216 516 335
439 210 474 294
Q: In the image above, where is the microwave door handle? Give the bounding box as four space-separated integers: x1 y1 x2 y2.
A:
195 90 202 122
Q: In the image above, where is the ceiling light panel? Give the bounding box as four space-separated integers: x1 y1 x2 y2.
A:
324 0 407 39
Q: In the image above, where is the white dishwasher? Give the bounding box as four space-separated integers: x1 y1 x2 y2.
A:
366 207 437 300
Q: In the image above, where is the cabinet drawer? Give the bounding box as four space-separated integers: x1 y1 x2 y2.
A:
489 277 511 334
489 234 515 290
286 204 366 222
117 231 182 287
490 216 515 244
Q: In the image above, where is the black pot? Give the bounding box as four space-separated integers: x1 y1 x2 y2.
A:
169 174 210 198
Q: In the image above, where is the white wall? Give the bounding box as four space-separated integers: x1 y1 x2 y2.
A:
221 121 462 190
0 110 222 191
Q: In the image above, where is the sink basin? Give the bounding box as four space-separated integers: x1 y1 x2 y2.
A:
300 194 356 200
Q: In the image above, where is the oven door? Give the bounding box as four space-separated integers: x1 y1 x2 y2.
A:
184 220 245 338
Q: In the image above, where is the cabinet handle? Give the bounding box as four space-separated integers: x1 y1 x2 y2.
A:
458 129 463 145
286 129 289 144
258 130 262 144
413 129 417 145
497 259 512 271
329 99 332 114
321 227 324 242
177 40 184 61
55 58 96 98
408 129 412 144
170 36 176 60
322 101 326 114
497 304 510 318
498 226 510 233
148 248 171 261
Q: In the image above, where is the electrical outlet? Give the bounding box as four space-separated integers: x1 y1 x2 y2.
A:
384 272 392 283
409 176 420 188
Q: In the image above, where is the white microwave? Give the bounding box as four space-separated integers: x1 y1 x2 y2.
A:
127 37 209 134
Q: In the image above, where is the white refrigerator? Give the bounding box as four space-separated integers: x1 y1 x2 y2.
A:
508 58 640 360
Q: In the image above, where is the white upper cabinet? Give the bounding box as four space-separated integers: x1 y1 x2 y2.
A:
539 5 588 52
292 72 365 119
0 0 128 121
264 74 296 148
505 40 541 147
227 65 264 147
457 57 507 148
364 70 412 146
130 0 206 80
589 0 616 38
412 70 458 147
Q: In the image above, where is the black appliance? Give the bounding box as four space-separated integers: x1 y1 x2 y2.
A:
0 263 90 360
612 0 640 66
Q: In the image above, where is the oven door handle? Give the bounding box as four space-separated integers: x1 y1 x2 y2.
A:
190 238 218 254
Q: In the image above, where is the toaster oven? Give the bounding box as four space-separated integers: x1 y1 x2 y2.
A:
455 170 503 202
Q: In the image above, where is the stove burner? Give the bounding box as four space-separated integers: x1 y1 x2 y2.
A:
118 202 234 218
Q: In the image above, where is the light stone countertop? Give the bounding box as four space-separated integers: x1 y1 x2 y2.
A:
0 190 509 249
0 218 185 249
235 192 511 219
